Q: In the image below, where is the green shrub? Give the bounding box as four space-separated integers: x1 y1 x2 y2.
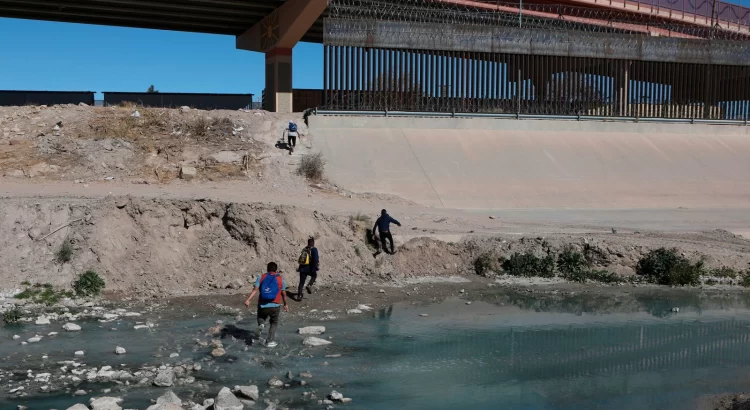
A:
502 252 555 278
474 252 499 277
584 269 623 284
709 266 739 279
55 239 73 264
636 248 703 286
2 306 22 325
73 270 106 297
741 272 750 288
557 249 588 276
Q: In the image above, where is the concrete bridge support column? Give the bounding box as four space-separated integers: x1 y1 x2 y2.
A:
236 0 326 113
264 48 293 113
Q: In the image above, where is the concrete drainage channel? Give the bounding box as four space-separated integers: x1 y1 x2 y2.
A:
314 109 750 126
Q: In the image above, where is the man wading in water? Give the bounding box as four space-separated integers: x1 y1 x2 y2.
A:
296 237 319 301
372 209 401 255
244 262 289 348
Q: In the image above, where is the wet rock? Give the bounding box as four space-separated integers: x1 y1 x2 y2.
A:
240 399 256 408
74 389 87 396
169 352 179 358
215 387 243 410
28 335 42 343
211 347 226 357
236 385 259 401
89 396 123 410
328 391 344 401
346 309 362 315
12 335 20 340
75 350 85 357
115 346 126 355
267 377 284 388
153 369 175 387
286 370 294 379
298 326 326 335
66 404 90 410
299 372 313 379
35 316 51 325
180 166 196 180
303 337 331 347
147 404 181 410
63 323 81 331
156 390 182 406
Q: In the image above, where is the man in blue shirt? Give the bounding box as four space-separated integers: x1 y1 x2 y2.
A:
297 238 319 301
244 262 289 348
372 209 401 255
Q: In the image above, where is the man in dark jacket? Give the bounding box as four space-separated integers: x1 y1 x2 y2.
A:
297 237 319 301
372 209 401 255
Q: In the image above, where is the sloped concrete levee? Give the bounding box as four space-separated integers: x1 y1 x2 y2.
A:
310 116 750 210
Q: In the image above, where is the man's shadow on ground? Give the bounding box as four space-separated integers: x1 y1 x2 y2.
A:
221 324 257 346
274 141 293 154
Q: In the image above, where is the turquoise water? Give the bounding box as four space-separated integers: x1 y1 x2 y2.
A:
4 289 750 409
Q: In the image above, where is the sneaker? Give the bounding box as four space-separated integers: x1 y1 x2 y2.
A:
266 341 278 348
306 286 313 295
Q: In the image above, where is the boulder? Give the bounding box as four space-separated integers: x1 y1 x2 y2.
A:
267 377 284 388
75 350 85 357
303 337 332 347
214 387 243 410
235 385 259 401
63 323 81 331
180 166 197 180
153 369 175 387
157 391 181 405
298 326 326 335
146 405 182 410
211 151 243 164
89 397 123 410
35 316 51 325
66 405 90 410
329 390 344 401
115 346 126 355
211 347 226 357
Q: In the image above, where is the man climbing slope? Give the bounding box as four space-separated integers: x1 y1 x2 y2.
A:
372 209 401 255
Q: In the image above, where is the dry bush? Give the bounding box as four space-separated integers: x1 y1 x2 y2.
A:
297 152 326 180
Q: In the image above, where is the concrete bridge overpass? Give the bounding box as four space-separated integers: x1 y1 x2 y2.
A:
1 0 749 113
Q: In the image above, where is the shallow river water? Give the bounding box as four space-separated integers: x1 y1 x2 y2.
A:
4 288 750 410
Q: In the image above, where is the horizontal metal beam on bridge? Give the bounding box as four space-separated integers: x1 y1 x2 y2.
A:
324 19 750 66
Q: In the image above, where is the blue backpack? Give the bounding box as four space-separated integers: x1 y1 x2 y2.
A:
259 273 281 304
289 123 298 133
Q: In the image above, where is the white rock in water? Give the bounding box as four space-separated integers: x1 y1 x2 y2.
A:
169 352 179 358
89 396 123 410
356 304 373 311
298 326 326 335
214 387 243 410
346 309 362 315
12 335 20 340
147 404 182 410
66 404 90 410
115 346 126 355
329 390 344 401
48 332 58 336
672 307 680 313
156 390 182 405
267 377 284 388
28 335 42 343
235 385 259 401
75 350 85 357
153 369 175 387
303 337 332 347
63 323 82 331
35 316 51 325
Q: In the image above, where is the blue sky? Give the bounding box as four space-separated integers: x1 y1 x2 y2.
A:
0 17 323 100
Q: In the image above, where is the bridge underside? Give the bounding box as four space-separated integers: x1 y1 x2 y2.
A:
0 0 325 42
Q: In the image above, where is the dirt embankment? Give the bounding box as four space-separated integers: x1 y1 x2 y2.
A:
0 104 305 183
2 196 750 297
